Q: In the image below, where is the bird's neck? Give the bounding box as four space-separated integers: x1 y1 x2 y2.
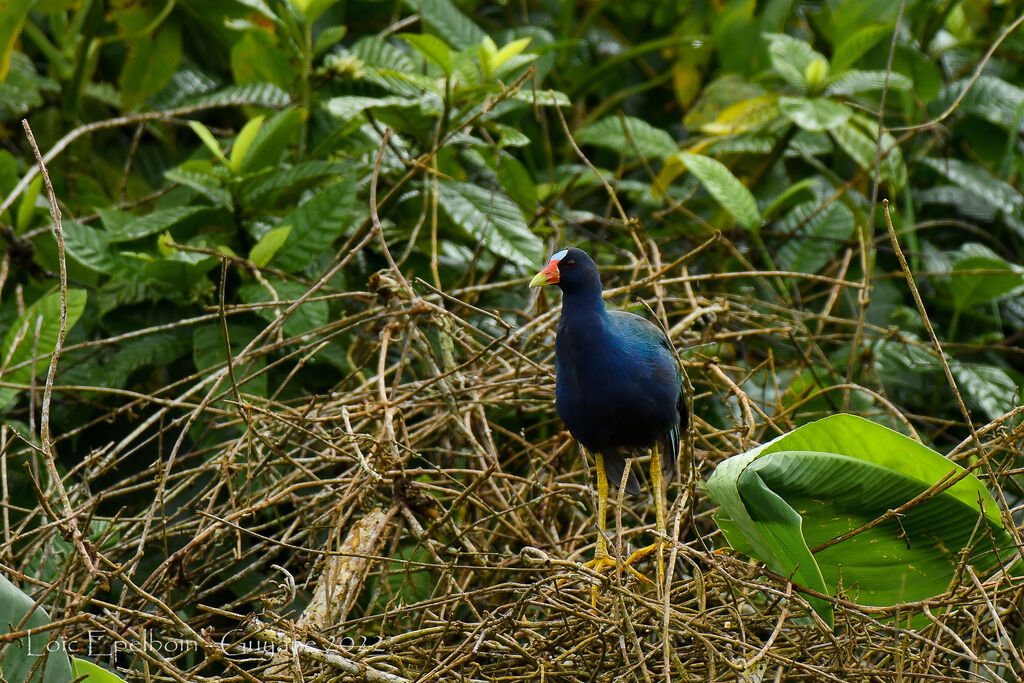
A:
559 287 608 332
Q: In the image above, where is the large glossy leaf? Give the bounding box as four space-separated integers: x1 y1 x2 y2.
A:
674 151 760 233
0 573 73 682
271 178 357 272
577 115 677 161
436 179 543 268
71 657 129 682
100 206 221 243
707 414 1016 627
935 75 1024 133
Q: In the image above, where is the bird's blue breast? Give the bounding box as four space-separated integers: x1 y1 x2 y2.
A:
554 310 680 455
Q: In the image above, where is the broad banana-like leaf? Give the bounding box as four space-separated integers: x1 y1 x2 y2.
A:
706 414 1017 628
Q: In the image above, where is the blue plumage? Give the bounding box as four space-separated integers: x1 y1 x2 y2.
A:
536 248 687 495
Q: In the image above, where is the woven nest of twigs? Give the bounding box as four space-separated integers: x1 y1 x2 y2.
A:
4 242 1024 683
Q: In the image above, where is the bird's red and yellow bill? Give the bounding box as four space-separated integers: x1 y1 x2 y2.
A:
529 249 568 287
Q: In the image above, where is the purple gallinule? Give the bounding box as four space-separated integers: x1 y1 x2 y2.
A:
531 247 687 587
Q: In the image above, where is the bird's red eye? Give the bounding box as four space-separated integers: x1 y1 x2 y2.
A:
565 260 575 268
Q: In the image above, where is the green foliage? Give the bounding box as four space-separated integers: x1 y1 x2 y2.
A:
707 415 1016 627
0 573 72 682
2 0 1024 677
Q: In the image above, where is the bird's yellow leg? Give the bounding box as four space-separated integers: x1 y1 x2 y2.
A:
584 452 614 572
581 453 649 604
624 443 668 588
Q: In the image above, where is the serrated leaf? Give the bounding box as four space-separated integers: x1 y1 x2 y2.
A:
105 206 220 243
436 179 542 268
831 114 906 188
765 33 826 91
239 160 348 207
314 25 348 55
0 290 87 410
825 70 912 95
951 362 1019 421
397 33 454 75
407 0 486 51
935 75 1024 133
179 82 289 109
920 157 1022 215
249 225 292 266
239 278 328 337
164 168 233 209
830 23 894 72
577 115 677 161
775 200 855 274
676 151 760 233
272 179 357 271
778 96 852 132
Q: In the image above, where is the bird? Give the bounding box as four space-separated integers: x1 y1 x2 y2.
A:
530 247 687 587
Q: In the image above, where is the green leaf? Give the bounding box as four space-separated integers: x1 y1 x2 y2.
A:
164 167 233 209
120 17 182 109
778 96 852 132
935 75 1024 133
0 573 73 682
576 115 677 161
397 33 454 75
952 362 1019 422
920 157 1023 215
229 115 265 173
237 108 306 173
765 33 827 91
272 178 357 271
239 278 328 337
249 225 292 267
830 23 894 72
830 114 906 189
188 120 230 166
949 252 1024 311
238 160 348 207
0 0 32 81
103 206 221 243
230 29 293 91
179 82 289 109
436 179 543 268
775 200 855 274
707 414 1015 628
0 289 87 410
314 25 348 56
675 151 761 233
407 0 486 51
72 658 129 682
824 70 912 95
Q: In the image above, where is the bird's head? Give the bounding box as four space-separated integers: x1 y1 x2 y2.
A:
529 247 600 293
